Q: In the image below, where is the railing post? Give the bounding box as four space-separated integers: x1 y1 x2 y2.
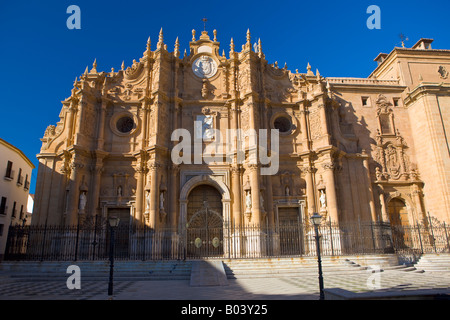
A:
370 221 376 253
329 216 334 256
40 224 47 262
417 222 424 254
443 222 450 253
74 221 80 261
428 212 437 253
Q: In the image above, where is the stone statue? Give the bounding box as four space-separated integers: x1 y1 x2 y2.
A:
79 192 87 211
160 192 165 210
246 191 252 210
117 186 122 197
320 190 327 208
145 191 151 210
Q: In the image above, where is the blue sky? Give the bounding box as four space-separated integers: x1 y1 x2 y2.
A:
1 0 449 194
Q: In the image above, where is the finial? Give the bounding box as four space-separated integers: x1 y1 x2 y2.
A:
222 49 226 58
316 69 321 80
213 29 217 42
284 62 287 69
307 62 313 75
258 38 262 55
174 37 180 58
183 49 187 58
121 61 125 71
192 29 196 41
147 36 151 51
230 38 235 54
91 58 97 73
73 77 78 86
157 28 164 48
202 17 208 32
84 66 89 75
246 29 251 49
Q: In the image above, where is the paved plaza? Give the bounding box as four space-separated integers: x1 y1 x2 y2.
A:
0 268 449 300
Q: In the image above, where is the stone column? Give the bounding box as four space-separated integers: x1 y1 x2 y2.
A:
134 164 146 225
302 166 317 216
412 184 426 224
322 162 339 223
89 161 103 217
96 101 107 150
248 164 261 226
169 164 180 230
66 158 84 226
362 152 377 222
65 104 77 148
231 165 242 228
148 162 159 229
379 191 389 223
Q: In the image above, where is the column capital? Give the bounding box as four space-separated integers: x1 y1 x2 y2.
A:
322 162 336 171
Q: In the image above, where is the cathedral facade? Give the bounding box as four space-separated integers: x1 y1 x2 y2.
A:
31 29 450 257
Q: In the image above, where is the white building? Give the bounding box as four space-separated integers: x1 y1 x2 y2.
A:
0 138 34 260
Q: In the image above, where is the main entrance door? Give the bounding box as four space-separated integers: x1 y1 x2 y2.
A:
186 185 223 258
278 207 304 256
388 198 412 249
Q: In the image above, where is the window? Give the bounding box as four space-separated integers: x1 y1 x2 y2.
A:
0 224 4 237
24 174 29 190
19 205 24 220
0 197 7 215
4 161 13 179
393 98 400 107
12 201 16 218
273 116 292 133
17 168 23 185
362 97 370 107
116 116 135 133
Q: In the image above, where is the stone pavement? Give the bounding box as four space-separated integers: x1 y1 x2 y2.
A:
0 268 449 300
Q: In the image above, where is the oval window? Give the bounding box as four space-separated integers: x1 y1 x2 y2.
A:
116 116 135 133
273 116 292 133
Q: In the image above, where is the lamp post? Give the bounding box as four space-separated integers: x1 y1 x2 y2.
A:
310 213 325 300
108 216 120 297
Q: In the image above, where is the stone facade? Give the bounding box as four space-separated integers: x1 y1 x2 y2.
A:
32 31 450 235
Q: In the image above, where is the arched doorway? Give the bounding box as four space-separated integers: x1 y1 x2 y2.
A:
186 185 223 258
388 198 412 248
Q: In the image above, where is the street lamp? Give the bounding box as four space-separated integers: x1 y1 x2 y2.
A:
310 213 325 300
108 216 120 297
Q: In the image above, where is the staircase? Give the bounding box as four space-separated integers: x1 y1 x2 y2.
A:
0 260 192 281
222 255 405 279
413 254 450 273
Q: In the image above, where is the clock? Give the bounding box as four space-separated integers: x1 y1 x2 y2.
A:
192 55 218 79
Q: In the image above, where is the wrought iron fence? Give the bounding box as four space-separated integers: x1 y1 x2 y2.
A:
4 219 450 261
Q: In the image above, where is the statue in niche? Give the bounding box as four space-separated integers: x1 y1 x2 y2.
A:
160 192 165 211
260 194 265 212
79 192 87 211
117 186 122 197
245 191 252 211
319 190 327 208
145 191 151 210
285 186 290 196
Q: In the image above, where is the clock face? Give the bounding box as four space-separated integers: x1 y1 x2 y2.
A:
192 56 217 79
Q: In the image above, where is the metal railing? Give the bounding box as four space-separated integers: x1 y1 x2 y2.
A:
4 219 450 261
